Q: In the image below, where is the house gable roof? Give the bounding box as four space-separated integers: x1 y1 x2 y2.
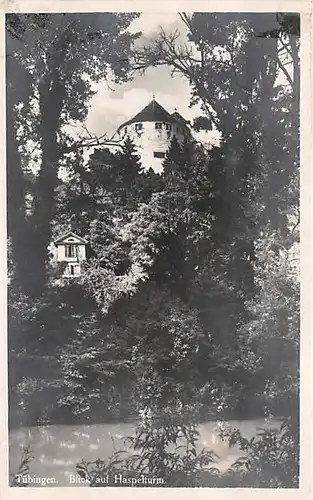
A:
54 231 88 245
117 99 187 133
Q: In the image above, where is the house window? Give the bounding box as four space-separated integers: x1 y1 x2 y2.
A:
155 122 162 130
65 244 77 258
135 123 143 132
70 265 75 276
153 151 165 159
165 124 172 131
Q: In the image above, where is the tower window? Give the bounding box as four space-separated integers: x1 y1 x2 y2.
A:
165 124 172 131
155 122 162 130
65 244 77 258
135 123 143 132
153 152 165 159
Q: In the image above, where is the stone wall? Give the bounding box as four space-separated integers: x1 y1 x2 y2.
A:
119 121 188 173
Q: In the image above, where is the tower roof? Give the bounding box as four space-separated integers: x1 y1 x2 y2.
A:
117 99 183 133
171 111 190 125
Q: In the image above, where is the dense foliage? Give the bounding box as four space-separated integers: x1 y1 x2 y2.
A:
7 12 300 487
7 12 141 296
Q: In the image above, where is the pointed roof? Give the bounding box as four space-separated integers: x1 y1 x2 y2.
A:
171 111 190 125
54 231 88 245
117 99 180 133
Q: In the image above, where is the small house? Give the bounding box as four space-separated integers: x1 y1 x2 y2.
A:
54 231 88 277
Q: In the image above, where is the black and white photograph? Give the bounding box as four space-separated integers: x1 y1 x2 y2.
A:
4 7 306 491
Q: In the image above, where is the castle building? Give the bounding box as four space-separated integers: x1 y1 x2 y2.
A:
116 98 193 173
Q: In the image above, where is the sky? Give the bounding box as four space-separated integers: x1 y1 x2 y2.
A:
82 12 292 147
84 13 219 144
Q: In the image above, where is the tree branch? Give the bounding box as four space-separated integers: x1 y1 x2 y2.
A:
57 132 120 157
276 55 294 89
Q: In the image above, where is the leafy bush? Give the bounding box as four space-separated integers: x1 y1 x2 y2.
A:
10 445 33 487
217 416 299 487
77 405 219 487
77 411 299 488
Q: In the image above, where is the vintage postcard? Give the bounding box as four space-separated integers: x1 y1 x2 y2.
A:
0 1 312 499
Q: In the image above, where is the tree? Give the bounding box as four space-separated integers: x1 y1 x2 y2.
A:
134 13 299 132
113 137 144 205
130 12 300 419
162 136 186 176
6 35 35 294
8 16 300 480
6 13 141 296
234 222 300 417
133 13 299 243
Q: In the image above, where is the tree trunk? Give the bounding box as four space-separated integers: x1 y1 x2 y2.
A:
29 75 65 296
6 58 36 294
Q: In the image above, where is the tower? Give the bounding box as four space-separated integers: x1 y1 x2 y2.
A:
116 99 192 173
